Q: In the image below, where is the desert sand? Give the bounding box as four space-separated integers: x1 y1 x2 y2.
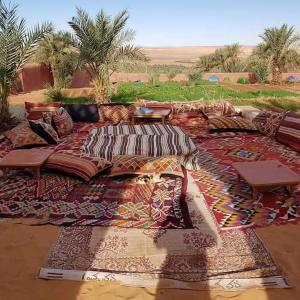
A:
0 220 300 300
141 46 255 65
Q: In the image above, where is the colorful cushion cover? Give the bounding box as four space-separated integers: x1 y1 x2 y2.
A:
208 116 257 132
202 101 238 119
253 111 284 138
3 122 48 148
63 104 100 122
29 120 60 144
25 101 61 120
100 105 130 124
51 107 74 137
44 151 112 181
110 155 184 177
275 112 300 151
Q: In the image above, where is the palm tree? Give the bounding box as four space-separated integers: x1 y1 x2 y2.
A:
0 2 52 121
259 24 300 84
34 31 79 89
68 8 148 103
196 44 244 73
215 43 244 72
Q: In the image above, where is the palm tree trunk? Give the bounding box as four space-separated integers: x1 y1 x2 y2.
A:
0 84 11 120
271 65 281 84
92 70 111 104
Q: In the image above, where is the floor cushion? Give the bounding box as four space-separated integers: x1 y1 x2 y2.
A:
208 116 257 132
202 101 239 119
63 104 100 122
100 105 130 124
51 108 74 137
275 112 300 151
25 101 61 120
109 155 184 177
3 122 48 148
29 120 60 144
253 111 284 138
44 151 112 181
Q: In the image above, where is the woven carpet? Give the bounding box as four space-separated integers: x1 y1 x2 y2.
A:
39 173 288 290
191 134 300 229
0 171 190 229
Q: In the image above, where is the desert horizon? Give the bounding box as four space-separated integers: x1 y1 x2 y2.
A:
141 45 256 65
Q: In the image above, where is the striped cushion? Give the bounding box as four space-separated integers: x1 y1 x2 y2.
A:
110 155 183 177
25 102 61 120
209 116 257 132
83 134 196 161
44 151 112 181
276 112 300 151
52 108 74 137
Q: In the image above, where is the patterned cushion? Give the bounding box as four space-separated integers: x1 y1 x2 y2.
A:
44 151 112 181
110 155 184 177
275 112 300 151
208 116 257 132
172 100 205 114
25 101 61 120
52 108 74 137
202 101 238 119
100 105 129 124
29 120 60 144
253 111 284 138
3 122 48 148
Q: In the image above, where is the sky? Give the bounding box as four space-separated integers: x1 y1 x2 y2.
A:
17 0 300 47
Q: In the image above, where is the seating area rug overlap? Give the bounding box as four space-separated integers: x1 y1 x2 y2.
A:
1 116 299 290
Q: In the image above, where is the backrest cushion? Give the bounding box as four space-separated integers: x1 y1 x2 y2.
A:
253 111 284 138
100 105 130 124
25 102 61 120
29 120 60 144
51 107 74 137
3 122 48 148
63 104 100 122
208 116 257 132
275 112 300 151
202 101 239 119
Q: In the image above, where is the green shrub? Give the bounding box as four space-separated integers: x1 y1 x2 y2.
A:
237 77 250 84
252 62 269 83
45 86 63 101
188 72 203 82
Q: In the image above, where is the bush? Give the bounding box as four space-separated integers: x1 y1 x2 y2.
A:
188 72 203 82
223 76 230 83
237 77 250 84
45 86 63 101
252 63 269 84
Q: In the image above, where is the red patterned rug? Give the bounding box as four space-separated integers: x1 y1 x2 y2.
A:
39 173 288 290
0 169 191 229
192 134 300 229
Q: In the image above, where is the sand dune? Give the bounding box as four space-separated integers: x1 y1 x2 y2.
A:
141 46 255 65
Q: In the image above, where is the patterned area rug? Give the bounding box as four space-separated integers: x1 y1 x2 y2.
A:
39 173 288 290
191 134 300 229
0 172 190 229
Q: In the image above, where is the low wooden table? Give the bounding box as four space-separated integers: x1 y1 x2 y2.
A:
0 149 54 180
233 160 300 201
130 107 171 124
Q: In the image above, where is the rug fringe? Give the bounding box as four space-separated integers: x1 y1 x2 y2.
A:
38 268 290 291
